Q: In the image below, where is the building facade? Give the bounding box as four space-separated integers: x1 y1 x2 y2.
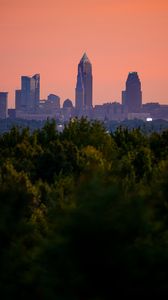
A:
15 89 22 110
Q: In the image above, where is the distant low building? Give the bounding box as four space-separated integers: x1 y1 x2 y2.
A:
38 94 61 118
142 102 160 112
47 94 60 110
142 103 168 120
93 105 106 121
104 102 126 121
15 110 55 121
62 99 74 121
93 102 126 121
8 109 16 119
151 105 168 121
128 112 151 121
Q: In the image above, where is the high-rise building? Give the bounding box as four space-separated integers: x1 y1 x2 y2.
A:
21 74 40 111
121 90 127 107
33 74 40 107
0 92 8 119
75 53 93 111
122 72 142 113
15 89 22 110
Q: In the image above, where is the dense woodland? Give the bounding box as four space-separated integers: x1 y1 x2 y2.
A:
1 118 168 298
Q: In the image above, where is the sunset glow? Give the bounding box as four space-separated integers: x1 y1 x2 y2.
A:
0 0 168 107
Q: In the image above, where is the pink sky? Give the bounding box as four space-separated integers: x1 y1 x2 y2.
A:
0 0 168 107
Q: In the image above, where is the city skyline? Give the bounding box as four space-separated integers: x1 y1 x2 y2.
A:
1 68 168 123
0 0 168 107
0 60 166 109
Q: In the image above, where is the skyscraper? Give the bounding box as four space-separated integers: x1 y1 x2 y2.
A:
33 74 40 107
0 92 8 119
122 72 142 113
21 74 40 111
15 89 22 110
75 53 93 111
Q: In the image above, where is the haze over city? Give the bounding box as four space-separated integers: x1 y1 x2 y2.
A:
1 0 168 107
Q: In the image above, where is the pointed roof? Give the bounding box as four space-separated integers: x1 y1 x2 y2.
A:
80 52 91 64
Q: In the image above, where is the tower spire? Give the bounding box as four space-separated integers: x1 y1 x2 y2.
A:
80 52 91 64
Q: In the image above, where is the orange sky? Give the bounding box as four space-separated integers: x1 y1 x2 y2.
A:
0 0 168 107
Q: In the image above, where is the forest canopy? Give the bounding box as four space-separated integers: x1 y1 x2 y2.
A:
0 118 168 298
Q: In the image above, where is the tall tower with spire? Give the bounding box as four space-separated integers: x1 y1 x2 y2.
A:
75 53 93 112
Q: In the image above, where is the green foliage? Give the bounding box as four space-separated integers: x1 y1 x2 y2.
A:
0 118 168 298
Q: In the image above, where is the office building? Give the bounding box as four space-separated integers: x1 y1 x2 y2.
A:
122 72 142 113
15 89 22 110
0 92 8 119
21 73 40 111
